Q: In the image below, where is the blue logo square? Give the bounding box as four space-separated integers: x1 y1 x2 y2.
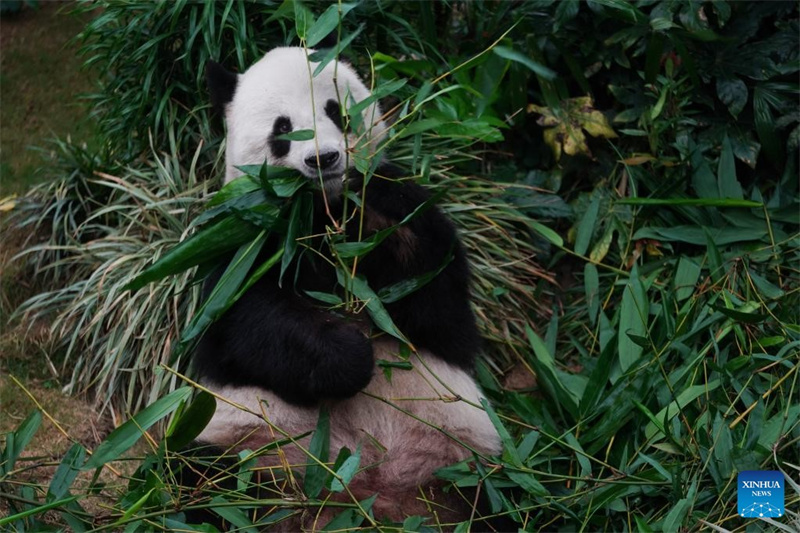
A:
738 470 784 518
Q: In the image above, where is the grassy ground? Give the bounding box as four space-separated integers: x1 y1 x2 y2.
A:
0 1 98 196
0 0 104 475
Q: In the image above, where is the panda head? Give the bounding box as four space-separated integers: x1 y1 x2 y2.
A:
207 47 387 187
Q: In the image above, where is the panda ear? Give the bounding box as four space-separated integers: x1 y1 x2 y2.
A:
206 60 238 115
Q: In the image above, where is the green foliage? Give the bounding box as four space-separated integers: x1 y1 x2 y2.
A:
1 0 798 531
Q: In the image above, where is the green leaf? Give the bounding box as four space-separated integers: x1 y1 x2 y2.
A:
644 381 721 441
126 216 262 291
716 77 748 117
305 3 357 48
617 198 761 208
235 248 285 299
2 410 41 476
330 446 361 492
525 325 579 418
275 129 315 141
754 85 784 166
46 442 85 502
584 263 600 324
718 135 743 199
322 494 376 530
305 291 344 305
748 270 785 299
575 197 600 256
116 487 155 526
516 430 540 460
663 497 691 533
165 391 217 451
705 229 725 284
347 79 408 119
377 251 453 304
0 496 79 528
479 398 521 466
304 407 330 499
579 340 617 415
507 470 548 496
180 232 267 345
618 264 648 372
281 191 313 282
82 387 192 470
293 1 314 41
211 496 258 533
337 271 408 343
711 303 768 323
632 225 767 245
402 516 427 532
673 257 701 301
527 219 563 247
310 26 365 77
208 175 261 207
493 46 556 80
333 189 444 259
592 0 648 23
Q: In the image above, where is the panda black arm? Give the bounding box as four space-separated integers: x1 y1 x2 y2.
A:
194 271 374 406
358 167 481 370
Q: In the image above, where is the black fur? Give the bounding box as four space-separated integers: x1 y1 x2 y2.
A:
206 61 238 114
195 165 480 406
269 116 292 159
324 99 347 133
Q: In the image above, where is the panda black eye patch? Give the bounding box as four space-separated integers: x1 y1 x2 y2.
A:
324 99 349 133
269 116 293 158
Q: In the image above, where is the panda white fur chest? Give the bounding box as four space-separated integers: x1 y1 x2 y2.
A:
196 47 501 525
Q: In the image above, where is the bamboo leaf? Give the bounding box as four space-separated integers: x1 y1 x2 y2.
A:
3 410 41 476
304 407 330 499
180 232 267 344
281 191 313 282
618 264 648 372
645 381 721 441
83 387 193 470
330 446 361 492
584 263 600 324
480 398 521 466
305 3 357 48
211 496 258 533
493 46 557 80
377 251 453 304
718 135 743 199
673 257 701 301
525 325 579 418
47 443 86 502
275 129 315 141
126 216 262 291
575 197 600 256
337 271 408 343
165 392 217 451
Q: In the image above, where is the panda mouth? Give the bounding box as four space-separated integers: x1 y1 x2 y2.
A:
305 170 345 182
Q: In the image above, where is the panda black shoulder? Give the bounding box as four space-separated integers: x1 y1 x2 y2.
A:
360 164 447 226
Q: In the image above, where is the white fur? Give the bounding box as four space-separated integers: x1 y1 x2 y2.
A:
199 339 501 515
223 47 387 183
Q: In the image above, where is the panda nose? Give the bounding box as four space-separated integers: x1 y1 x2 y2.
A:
304 151 340 171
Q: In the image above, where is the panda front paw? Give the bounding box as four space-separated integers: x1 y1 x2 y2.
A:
309 324 374 400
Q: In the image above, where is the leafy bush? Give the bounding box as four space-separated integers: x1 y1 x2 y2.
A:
1 0 798 531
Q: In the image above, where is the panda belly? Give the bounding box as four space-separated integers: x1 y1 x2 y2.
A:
197 338 501 522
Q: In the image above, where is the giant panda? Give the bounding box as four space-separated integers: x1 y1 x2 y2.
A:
194 47 502 528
